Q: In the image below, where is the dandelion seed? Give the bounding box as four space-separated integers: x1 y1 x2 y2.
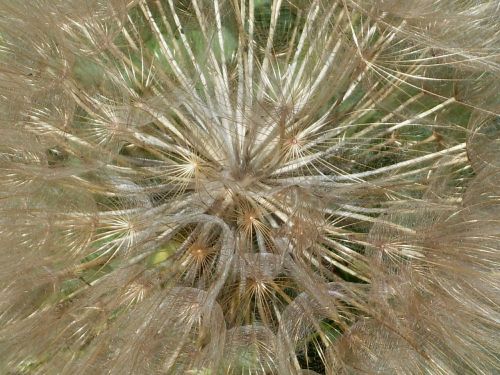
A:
0 0 498 374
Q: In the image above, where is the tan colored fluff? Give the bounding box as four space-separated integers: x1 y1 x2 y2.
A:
0 1 498 374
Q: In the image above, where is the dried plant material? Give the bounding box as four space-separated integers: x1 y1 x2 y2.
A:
0 1 498 374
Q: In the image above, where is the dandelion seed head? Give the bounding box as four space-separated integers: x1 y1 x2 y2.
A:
0 0 499 374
